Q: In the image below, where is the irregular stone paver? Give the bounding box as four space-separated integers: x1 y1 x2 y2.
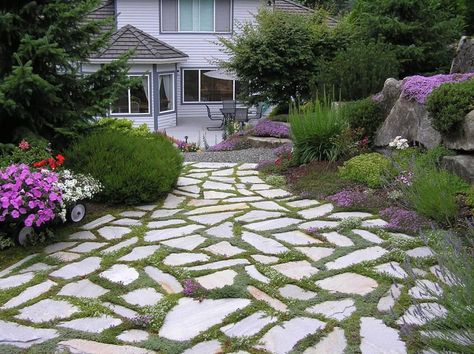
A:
397 303 447 326
374 262 408 279
203 180 235 191
206 222 233 238
117 329 150 343
183 340 222 354
122 288 163 307
221 311 277 337
44 242 77 254
362 218 388 228
245 265 270 283
49 251 80 262
97 226 131 240
163 252 209 266
251 254 279 264
101 236 138 254
296 246 335 262
186 259 250 271
203 241 245 257
81 214 115 230
2 280 56 309
188 211 238 225
303 327 347 354
409 279 443 300
57 339 153 354
378 283 403 312
328 211 373 219
144 266 183 293
279 284 316 300
67 230 96 240
0 272 34 290
0 254 37 277
151 209 182 219
299 220 339 230
59 315 122 333
68 241 107 253
161 234 206 250
298 203 334 219
16 299 79 323
159 298 250 340
406 246 435 258
147 219 186 229
306 298 356 321
136 204 157 211
196 269 237 289
244 217 302 231
256 317 326 354
236 210 283 223
360 317 407 354
187 203 248 215
273 230 321 245
58 279 108 299
103 302 138 320
247 286 288 312
162 194 185 209
251 201 289 211
352 229 384 244
203 190 235 199
272 260 319 280
50 257 101 279
316 272 378 295
178 177 201 186
242 231 289 255
286 199 320 208
255 188 291 199
430 265 458 286
145 224 204 242
19 262 53 275
99 264 139 285
120 210 147 218
322 232 354 247
325 246 388 270
118 245 160 261
0 320 58 348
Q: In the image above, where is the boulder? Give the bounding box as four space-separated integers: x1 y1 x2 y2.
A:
450 36 474 74
443 110 474 152
374 95 442 149
376 78 403 117
442 155 474 183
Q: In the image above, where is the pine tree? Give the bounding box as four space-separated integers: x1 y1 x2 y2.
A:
0 0 131 145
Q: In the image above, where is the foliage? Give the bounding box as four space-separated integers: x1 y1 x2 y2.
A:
94 118 151 137
338 153 394 187
0 1 132 146
466 185 474 209
380 207 428 232
426 78 474 133
290 99 350 163
273 143 293 158
297 0 354 14
265 175 286 187
249 120 290 138
0 138 52 168
342 98 384 140
0 164 63 228
318 40 399 100
350 0 465 77
219 9 344 105
404 167 468 225
65 130 183 205
0 233 15 250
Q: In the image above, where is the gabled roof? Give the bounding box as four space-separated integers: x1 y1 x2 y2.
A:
90 24 188 63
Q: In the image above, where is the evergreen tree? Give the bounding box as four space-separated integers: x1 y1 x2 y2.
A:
0 0 131 145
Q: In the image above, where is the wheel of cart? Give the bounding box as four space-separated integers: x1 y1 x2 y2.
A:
17 226 35 246
68 202 87 223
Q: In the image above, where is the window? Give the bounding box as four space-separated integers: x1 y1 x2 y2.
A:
183 69 238 103
161 0 231 33
159 73 175 113
111 75 150 114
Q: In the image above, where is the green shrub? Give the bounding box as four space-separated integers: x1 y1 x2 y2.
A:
406 168 468 225
94 118 151 137
66 130 183 205
265 175 286 187
426 78 474 133
342 98 384 139
290 99 349 163
339 153 394 187
0 137 52 168
392 146 454 172
466 185 474 210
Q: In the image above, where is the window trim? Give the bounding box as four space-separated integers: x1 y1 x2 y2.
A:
158 72 175 114
160 0 233 34
182 68 237 104
110 74 151 116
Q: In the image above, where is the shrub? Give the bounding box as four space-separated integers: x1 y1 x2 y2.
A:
426 77 474 133
66 130 182 205
405 168 468 225
342 98 384 140
0 138 52 168
94 118 151 137
290 99 348 163
265 175 286 187
339 153 394 187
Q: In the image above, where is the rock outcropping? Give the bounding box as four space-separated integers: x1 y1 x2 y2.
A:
451 36 474 74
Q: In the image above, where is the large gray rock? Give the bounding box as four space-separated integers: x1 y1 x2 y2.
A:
375 95 442 149
450 36 474 74
377 78 403 117
442 155 474 183
443 110 474 152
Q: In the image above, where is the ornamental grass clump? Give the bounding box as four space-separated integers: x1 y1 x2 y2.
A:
0 164 63 227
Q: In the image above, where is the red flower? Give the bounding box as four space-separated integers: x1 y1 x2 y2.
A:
48 158 57 170
55 154 65 166
33 159 47 168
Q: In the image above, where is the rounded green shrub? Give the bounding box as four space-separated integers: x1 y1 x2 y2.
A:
342 98 384 139
339 153 394 187
66 130 183 205
426 78 474 133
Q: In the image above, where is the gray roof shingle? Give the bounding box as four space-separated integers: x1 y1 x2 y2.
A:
272 0 338 27
87 0 115 31
91 24 188 62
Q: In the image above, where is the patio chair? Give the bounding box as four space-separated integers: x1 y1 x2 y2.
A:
222 100 236 112
248 103 264 121
234 107 249 134
206 105 225 131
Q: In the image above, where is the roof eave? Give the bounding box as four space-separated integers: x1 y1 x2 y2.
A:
87 57 188 64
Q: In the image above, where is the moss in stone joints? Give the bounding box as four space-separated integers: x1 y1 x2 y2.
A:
142 296 179 332
143 335 189 354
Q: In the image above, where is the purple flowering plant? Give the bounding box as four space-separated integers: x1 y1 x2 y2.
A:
380 207 428 233
0 164 63 228
327 189 367 208
182 279 207 298
250 120 290 138
401 73 474 104
273 143 293 157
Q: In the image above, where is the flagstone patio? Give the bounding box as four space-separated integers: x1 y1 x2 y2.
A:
0 162 447 353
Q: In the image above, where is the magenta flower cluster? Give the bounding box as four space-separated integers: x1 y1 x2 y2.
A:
250 120 290 138
0 164 62 227
327 189 367 208
401 73 474 104
394 171 414 186
273 143 293 157
182 279 205 297
209 136 242 151
380 207 428 233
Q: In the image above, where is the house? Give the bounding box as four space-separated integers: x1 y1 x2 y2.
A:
83 0 316 132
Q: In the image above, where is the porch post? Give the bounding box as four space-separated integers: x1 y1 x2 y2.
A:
152 64 160 131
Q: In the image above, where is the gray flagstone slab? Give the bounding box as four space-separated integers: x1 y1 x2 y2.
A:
118 245 160 261
279 284 316 300
221 311 277 338
272 260 319 280
101 236 138 254
162 194 186 209
186 203 248 215
374 262 408 279
144 224 204 242
99 264 139 285
322 231 354 247
59 315 122 333
244 217 302 231
185 259 250 271
247 286 288 312
163 252 210 266
44 242 77 254
151 209 182 219
303 327 347 354
286 199 320 208
67 231 96 240
295 246 335 262
206 222 234 239
81 214 115 230
196 269 237 289
97 226 131 240
144 266 183 294
0 320 58 348
0 254 37 278
250 201 288 211
352 229 384 244
2 279 56 309
161 234 207 250
58 279 108 299
203 241 245 257
121 287 163 307
16 299 79 323
56 339 153 354
111 218 142 226
188 211 238 225
306 298 356 321
251 254 280 264
236 210 283 223
103 302 138 320
298 203 334 219
147 219 186 229
242 231 289 255
360 317 407 354
68 242 107 253
120 210 146 218
378 283 403 312
50 257 101 279
273 230 322 245
316 272 378 295
182 340 222 354
325 246 388 270
397 303 447 326
245 265 270 284
117 329 150 343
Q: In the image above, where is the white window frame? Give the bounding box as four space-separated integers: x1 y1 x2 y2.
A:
159 73 175 114
110 75 151 115
177 0 215 33
182 69 237 103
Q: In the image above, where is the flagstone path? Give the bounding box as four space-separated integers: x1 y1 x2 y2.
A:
0 162 448 353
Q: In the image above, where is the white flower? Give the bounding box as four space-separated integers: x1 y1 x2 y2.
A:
389 136 409 150
54 169 102 205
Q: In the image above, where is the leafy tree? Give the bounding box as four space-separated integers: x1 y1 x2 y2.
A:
460 0 474 34
219 9 344 105
350 0 465 77
0 0 131 146
297 0 354 14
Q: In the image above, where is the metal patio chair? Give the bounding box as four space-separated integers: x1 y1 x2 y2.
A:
248 103 264 121
206 104 225 131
